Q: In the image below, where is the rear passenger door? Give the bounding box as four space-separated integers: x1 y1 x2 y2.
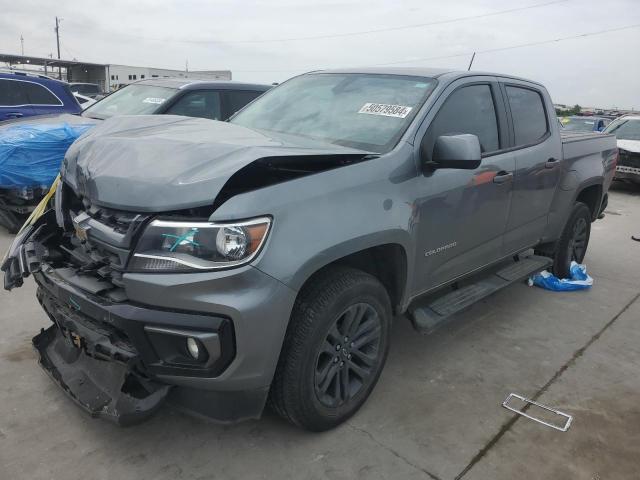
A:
413 78 516 293
0 79 34 120
222 90 264 119
501 82 562 254
22 81 65 116
163 90 223 120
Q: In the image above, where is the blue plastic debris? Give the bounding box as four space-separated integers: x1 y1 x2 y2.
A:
0 122 94 188
528 262 593 291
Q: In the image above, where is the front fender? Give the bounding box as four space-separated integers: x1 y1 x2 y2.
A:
209 147 418 295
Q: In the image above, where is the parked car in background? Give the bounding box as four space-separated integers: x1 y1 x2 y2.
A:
69 82 103 99
559 115 610 133
0 78 270 232
604 114 640 184
79 78 269 121
0 71 82 121
2 68 616 431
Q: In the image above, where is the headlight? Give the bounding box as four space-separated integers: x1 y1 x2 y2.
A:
128 217 271 272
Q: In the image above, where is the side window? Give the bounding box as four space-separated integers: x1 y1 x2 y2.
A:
21 82 62 105
0 79 30 106
225 90 263 116
506 86 548 146
165 90 222 120
425 84 499 156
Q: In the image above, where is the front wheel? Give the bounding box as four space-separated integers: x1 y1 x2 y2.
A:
549 202 592 278
269 266 392 431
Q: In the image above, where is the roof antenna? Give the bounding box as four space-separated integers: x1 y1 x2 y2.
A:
467 52 476 71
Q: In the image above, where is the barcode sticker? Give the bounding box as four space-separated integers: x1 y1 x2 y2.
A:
142 97 166 104
358 103 412 118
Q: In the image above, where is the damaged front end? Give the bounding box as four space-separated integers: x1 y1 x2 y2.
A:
616 148 640 183
2 186 234 425
1 210 169 425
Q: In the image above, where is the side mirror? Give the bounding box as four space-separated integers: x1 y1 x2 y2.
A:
424 134 482 170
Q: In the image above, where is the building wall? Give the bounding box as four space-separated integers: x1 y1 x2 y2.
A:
106 65 231 90
67 65 109 91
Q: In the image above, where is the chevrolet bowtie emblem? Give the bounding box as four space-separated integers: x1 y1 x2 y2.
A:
72 214 91 242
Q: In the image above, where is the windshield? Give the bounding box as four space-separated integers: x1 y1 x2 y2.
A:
560 117 597 132
231 73 438 153
84 84 177 119
604 118 640 141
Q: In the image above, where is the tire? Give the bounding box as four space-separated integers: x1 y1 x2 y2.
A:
0 209 21 234
549 202 592 279
268 266 392 431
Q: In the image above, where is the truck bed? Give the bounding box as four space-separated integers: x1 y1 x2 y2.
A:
561 131 617 160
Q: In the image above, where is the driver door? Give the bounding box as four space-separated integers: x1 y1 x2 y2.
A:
411 79 516 294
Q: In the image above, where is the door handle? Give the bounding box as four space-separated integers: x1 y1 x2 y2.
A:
545 157 559 169
493 171 513 184
6 112 23 118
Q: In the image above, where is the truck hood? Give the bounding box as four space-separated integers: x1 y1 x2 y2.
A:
617 139 640 154
62 115 371 212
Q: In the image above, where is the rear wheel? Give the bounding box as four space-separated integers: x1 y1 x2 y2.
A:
547 202 592 278
269 266 392 431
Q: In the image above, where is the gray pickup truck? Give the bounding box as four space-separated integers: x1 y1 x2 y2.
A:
2 68 617 431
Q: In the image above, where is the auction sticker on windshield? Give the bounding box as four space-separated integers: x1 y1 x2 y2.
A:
142 97 166 104
359 103 412 118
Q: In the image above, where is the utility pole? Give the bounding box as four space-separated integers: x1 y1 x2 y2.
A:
185 59 189 73
55 17 62 79
20 35 24 57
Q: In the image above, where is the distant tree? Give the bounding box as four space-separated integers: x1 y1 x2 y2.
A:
555 104 582 117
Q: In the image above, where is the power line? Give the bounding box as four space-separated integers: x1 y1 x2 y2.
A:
125 0 569 45
233 23 640 73
374 23 640 66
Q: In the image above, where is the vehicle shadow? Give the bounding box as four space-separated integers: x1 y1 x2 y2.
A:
609 180 640 196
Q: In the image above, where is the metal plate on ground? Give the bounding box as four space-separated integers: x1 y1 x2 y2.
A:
502 393 573 432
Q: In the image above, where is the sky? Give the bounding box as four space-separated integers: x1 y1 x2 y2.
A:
1 0 639 109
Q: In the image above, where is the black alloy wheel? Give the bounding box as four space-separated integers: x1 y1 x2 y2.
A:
314 302 382 408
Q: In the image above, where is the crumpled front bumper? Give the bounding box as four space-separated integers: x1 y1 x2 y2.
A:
33 324 169 426
615 165 640 182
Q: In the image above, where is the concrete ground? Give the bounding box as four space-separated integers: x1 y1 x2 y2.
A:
0 184 639 480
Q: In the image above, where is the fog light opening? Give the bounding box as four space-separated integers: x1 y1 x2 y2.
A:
186 337 200 360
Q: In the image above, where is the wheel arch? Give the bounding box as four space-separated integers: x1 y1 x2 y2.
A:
574 182 604 221
289 235 412 315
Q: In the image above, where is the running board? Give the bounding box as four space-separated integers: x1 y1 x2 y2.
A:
408 253 552 334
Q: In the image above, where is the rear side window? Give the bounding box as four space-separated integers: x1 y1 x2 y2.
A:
0 79 29 106
225 90 264 115
22 82 62 105
506 86 548 146
165 90 222 120
426 84 500 156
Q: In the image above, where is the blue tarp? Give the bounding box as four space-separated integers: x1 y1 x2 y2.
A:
528 261 593 291
0 122 95 188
